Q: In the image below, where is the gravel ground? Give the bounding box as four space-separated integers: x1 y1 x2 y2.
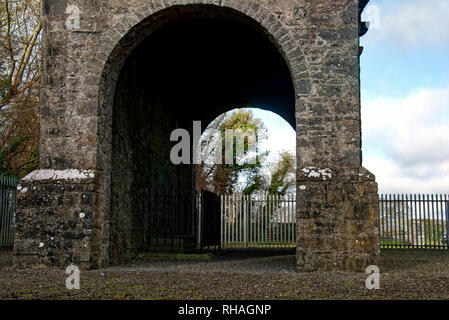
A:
0 249 448 300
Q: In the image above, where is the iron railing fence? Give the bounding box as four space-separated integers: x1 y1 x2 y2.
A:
379 194 449 249
220 193 296 249
0 176 18 251
219 193 449 250
3 182 448 251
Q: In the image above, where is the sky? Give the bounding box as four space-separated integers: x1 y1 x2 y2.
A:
360 0 449 194
249 0 449 194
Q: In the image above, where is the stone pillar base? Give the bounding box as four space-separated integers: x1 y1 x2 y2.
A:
13 170 97 269
296 167 380 272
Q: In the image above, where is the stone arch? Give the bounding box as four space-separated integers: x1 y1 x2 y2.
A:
93 1 309 266
13 0 380 272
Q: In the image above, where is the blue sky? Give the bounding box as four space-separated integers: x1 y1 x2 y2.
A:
251 0 449 194
360 0 449 193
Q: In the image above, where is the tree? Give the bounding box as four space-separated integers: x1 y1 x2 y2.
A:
196 109 268 194
0 0 41 177
266 150 296 196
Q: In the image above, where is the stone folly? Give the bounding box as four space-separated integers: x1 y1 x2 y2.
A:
14 0 379 271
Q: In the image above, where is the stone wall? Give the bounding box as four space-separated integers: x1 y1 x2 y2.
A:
14 170 96 268
14 0 379 271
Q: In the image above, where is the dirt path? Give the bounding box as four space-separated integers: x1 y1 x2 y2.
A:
1 250 448 300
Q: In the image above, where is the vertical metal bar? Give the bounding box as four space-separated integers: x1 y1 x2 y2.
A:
258 194 261 247
391 194 396 248
10 179 16 248
220 195 223 248
272 195 279 247
198 193 202 248
240 194 243 247
235 193 241 247
424 194 432 248
274 193 277 247
234 193 237 246
435 194 440 249
401 194 406 248
228 194 231 247
283 194 286 247
413 193 419 248
244 195 247 248
239 193 242 247
280 194 284 246
230 194 233 246
422 194 427 248
275 193 278 247
396 194 400 248
223 195 226 247
261 193 264 247
287 193 291 245
406 194 411 248
419 194 423 248
265 193 268 247
418 194 423 248
400 194 404 248
383 194 386 248
291 193 294 245
399 194 404 248
379 194 383 248
438 194 443 249
250 195 254 246
233 193 236 247
235 194 241 247
386 194 393 248
445 194 449 249
262 193 265 247
226 194 229 248
380 194 384 248
267 193 270 247
431 194 436 248
270 193 273 247
248 195 251 246
265 192 268 247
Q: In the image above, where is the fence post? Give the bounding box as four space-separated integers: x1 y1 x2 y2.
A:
243 195 247 248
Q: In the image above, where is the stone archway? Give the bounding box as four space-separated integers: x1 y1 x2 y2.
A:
14 0 379 271
100 4 300 265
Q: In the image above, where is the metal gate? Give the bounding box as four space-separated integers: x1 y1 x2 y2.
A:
147 190 196 251
199 190 221 249
0 176 18 251
221 193 296 248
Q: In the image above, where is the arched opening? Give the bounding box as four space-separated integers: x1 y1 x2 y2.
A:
197 108 297 251
105 5 296 264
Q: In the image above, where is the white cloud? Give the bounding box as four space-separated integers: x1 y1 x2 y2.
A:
362 0 449 49
362 86 449 193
